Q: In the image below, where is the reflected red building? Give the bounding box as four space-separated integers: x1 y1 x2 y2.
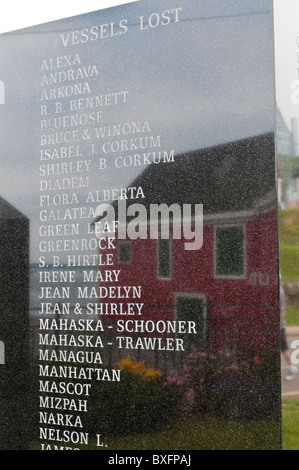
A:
98 133 279 360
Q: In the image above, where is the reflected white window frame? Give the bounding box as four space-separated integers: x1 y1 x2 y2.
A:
0 341 5 364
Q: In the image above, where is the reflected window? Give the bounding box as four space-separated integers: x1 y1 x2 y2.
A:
176 295 206 350
158 237 171 279
215 225 245 277
118 241 132 264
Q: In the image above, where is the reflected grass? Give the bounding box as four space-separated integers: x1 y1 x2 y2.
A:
89 419 280 451
286 306 299 326
282 400 299 450
279 244 299 282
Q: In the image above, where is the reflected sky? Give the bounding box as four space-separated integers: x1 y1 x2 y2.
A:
0 0 275 262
